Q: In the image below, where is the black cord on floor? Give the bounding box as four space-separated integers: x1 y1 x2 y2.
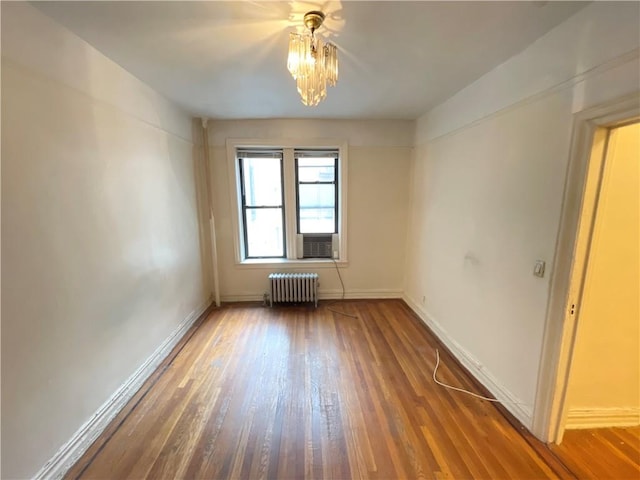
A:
326 258 358 318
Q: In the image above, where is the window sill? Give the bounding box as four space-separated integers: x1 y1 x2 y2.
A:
236 258 348 269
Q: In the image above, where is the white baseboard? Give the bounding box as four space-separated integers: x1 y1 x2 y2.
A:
34 298 213 480
221 289 403 303
566 407 640 429
320 288 404 300
220 293 265 302
402 294 534 429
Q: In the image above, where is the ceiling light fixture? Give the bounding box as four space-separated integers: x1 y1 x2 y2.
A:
287 10 338 106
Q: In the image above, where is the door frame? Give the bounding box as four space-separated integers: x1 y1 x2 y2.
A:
532 93 640 444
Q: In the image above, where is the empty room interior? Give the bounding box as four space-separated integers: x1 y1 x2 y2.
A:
2 1 639 479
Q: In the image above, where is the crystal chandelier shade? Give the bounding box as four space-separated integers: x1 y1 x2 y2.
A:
287 11 338 106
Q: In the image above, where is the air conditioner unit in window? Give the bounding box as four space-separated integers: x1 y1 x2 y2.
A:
297 234 339 259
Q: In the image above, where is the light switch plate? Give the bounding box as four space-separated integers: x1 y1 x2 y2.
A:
534 260 546 278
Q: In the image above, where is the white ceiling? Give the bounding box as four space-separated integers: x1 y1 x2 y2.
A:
33 1 588 120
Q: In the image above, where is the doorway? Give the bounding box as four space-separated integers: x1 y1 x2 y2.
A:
561 121 639 432
532 94 640 445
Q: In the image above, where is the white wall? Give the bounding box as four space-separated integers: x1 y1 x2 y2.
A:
209 120 413 301
405 1 640 429
1 4 208 478
565 123 640 428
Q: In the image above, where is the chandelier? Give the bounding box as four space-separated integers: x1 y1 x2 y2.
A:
287 11 338 106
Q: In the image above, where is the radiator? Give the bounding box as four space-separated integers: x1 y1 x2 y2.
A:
269 273 319 307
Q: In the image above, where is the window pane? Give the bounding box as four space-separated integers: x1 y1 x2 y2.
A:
241 157 282 206
298 184 335 233
297 157 335 182
245 207 284 257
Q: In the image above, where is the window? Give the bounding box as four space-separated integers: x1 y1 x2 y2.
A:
296 151 338 234
238 150 285 258
229 142 347 263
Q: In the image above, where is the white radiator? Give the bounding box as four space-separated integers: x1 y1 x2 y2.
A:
269 273 318 307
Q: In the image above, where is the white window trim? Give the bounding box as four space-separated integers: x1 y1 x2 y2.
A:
226 138 348 266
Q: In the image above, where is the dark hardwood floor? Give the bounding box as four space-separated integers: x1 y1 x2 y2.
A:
65 300 635 479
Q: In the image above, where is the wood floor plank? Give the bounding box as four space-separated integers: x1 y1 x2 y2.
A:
65 300 634 480
551 426 640 480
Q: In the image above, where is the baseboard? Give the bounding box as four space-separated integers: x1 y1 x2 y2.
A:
34 298 213 480
320 288 404 300
221 289 403 303
566 407 640 429
220 293 265 302
402 294 534 429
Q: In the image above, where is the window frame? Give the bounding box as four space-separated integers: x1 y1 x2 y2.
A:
227 139 348 266
237 150 286 259
295 151 339 235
